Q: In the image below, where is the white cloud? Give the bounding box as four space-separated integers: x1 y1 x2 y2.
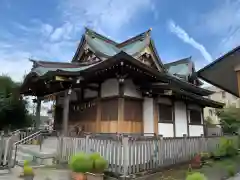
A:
41 24 53 38
198 0 240 56
168 20 213 63
0 50 32 82
59 0 154 39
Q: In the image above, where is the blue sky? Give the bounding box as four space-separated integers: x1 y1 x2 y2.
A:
1 0 240 82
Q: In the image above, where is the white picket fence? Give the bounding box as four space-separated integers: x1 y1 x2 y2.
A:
57 135 238 177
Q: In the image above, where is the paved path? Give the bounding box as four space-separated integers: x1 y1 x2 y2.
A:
0 167 70 180
228 173 240 180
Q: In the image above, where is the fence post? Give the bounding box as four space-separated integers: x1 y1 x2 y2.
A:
85 134 91 153
200 134 206 152
121 136 130 179
57 136 63 163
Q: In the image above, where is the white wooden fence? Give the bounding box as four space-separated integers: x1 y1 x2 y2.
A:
57 135 238 177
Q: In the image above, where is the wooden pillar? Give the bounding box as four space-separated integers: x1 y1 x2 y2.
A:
118 78 125 133
35 98 41 129
237 71 240 97
96 83 102 132
153 98 159 135
62 89 71 136
186 102 190 137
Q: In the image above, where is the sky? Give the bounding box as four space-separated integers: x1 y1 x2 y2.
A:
1 0 240 114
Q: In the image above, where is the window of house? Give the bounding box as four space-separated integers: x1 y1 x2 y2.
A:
209 109 213 116
222 91 226 99
189 109 202 125
158 104 173 123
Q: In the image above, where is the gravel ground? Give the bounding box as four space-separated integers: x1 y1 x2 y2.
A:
0 167 70 180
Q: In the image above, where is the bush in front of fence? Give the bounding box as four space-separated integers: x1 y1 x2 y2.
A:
69 152 93 173
213 137 238 159
186 172 207 180
89 152 108 173
69 152 108 180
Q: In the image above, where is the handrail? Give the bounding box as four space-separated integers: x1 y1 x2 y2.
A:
14 130 42 146
12 129 59 167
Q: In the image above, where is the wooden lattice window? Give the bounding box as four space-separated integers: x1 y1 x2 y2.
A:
158 104 173 123
189 109 202 125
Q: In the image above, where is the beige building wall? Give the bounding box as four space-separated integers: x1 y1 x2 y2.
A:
204 86 240 124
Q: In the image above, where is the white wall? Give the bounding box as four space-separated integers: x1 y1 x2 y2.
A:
189 125 204 136
174 101 188 137
143 98 154 134
158 123 174 137
101 78 119 97
124 79 142 98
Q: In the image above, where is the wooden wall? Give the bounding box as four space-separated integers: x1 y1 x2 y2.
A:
56 96 144 133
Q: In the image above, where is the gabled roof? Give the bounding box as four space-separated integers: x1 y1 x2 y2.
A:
72 28 165 71
198 46 240 97
164 57 203 86
165 57 191 76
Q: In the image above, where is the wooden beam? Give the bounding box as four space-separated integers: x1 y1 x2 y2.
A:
237 71 240 97
118 79 125 133
186 102 190 137
35 98 41 129
62 89 71 136
96 83 102 132
153 98 159 135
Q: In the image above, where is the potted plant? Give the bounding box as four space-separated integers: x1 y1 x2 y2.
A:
86 152 108 180
69 152 93 180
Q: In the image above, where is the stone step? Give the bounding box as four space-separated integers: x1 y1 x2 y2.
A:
13 143 57 167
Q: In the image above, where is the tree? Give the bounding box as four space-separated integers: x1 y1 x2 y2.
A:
216 106 240 134
0 75 32 130
205 116 217 127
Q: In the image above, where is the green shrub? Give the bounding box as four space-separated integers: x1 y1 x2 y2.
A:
23 166 34 176
69 152 93 173
213 137 238 158
226 139 238 156
200 152 210 161
89 152 101 161
89 152 108 173
186 172 207 180
23 160 29 167
226 165 236 177
94 156 108 173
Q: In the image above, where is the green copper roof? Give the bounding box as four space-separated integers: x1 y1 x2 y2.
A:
168 64 189 75
85 34 120 57
85 29 150 58
120 36 150 56
31 63 97 77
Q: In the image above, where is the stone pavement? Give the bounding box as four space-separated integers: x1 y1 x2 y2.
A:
229 174 240 180
0 167 70 180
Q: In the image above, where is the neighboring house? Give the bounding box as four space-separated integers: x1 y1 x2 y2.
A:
204 86 240 124
20 28 223 137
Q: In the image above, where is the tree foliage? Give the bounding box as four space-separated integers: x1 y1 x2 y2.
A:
205 116 216 127
216 106 240 134
0 75 32 130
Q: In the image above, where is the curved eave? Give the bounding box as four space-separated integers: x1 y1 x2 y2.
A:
150 84 224 108
198 46 240 97
165 73 214 96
